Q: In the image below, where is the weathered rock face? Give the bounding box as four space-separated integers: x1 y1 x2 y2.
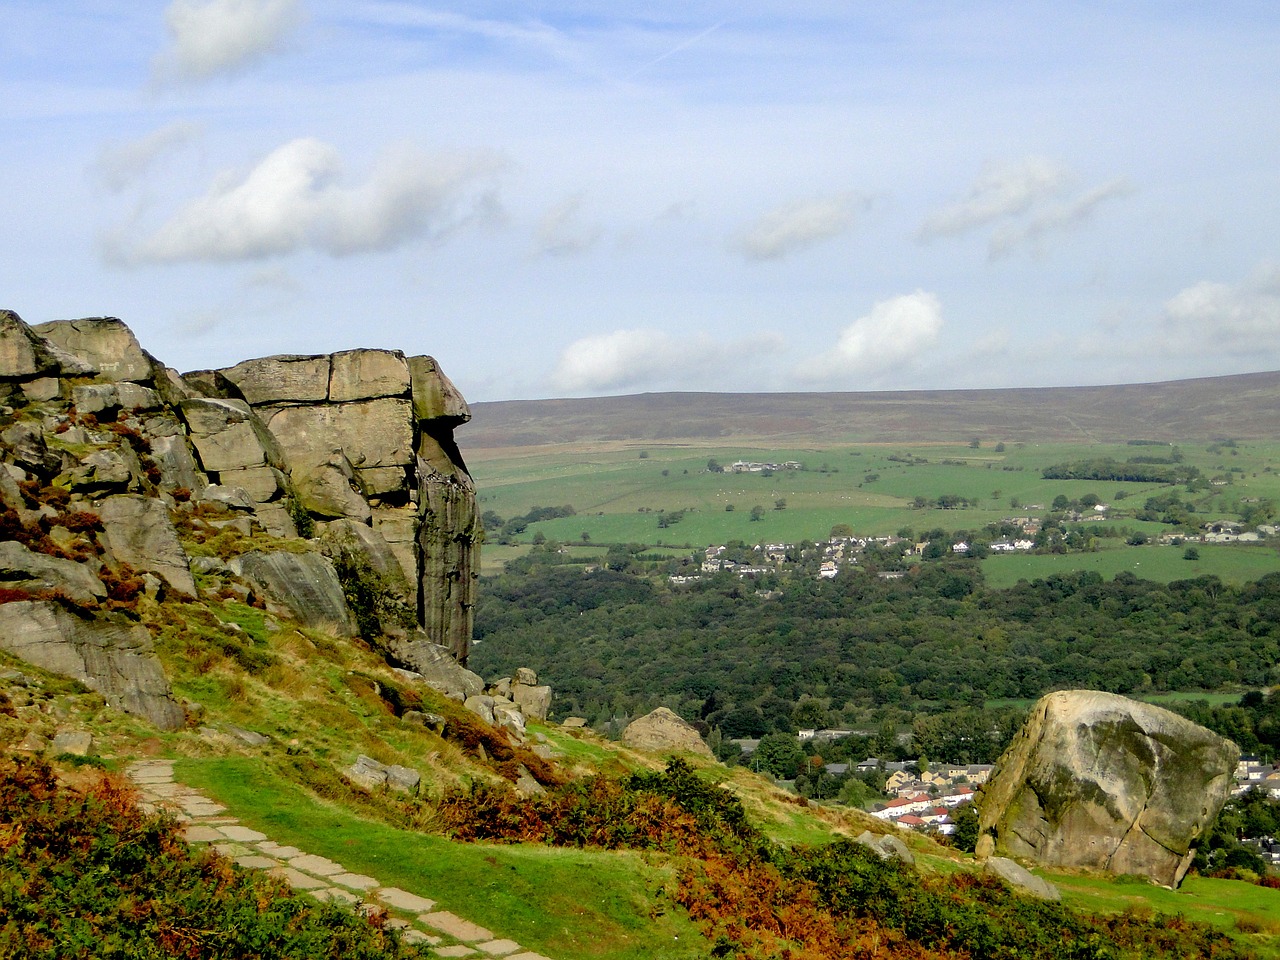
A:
621 707 715 759
0 309 481 733
975 690 1238 887
215 348 480 663
0 600 184 730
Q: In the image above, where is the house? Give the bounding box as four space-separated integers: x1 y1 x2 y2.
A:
817 561 839 579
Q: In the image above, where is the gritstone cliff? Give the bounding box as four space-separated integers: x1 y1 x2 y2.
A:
0 309 480 728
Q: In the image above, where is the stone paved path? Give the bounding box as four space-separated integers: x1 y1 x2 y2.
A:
127 760 554 960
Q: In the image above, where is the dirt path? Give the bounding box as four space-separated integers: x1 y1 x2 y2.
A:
127 760 553 960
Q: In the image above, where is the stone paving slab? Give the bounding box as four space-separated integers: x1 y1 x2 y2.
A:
315 887 362 905
126 766 556 960
182 824 225 843
257 841 304 859
235 855 282 870
331 872 379 891
377 887 436 913
420 911 493 942
476 939 521 956
288 853 345 876
402 930 441 946
269 867 330 891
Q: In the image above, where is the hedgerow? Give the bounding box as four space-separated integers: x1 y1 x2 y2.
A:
0 757 425 960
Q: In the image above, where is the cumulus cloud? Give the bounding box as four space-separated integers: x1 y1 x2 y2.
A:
103 138 504 264
153 0 304 82
988 177 1135 259
918 157 1070 241
532 195 602 257
551 328 782 393
735 192 867 261
797 291 943 385
94 122 202 192
1160 263 1280 355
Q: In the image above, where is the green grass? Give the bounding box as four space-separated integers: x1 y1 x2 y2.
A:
1048 871 1280 955
982 542 1280 588
173 757 709 960
470 441 1280 581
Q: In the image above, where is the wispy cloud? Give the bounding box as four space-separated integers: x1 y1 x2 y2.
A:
918 157 1133 260
734 192 868 261
103 138 504 264
94 122 202 192
988 177 1135 259
917 156 1071 241
796 291 943 385
531 194 602 257
551 328 782 393
152 0 304 83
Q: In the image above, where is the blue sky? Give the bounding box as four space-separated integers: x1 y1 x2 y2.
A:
3 2 1279 401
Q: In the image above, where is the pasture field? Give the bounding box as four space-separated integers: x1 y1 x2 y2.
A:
469 439 1280 573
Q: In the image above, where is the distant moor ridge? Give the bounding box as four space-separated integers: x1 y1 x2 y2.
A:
467 371 1280 449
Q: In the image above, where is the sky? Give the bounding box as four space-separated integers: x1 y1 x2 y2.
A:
3 1 1280 402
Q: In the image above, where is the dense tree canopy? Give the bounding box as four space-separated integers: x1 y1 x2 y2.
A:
473 559 1280 747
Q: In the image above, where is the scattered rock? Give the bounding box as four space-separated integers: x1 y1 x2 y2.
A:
51 730 94 756
981 857 1061 901
853 830 916 865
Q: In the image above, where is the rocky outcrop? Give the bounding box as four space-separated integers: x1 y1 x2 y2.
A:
975 690 1238 887
0 309 481 733
0 600 184 730
215 348 480 663
621 707 715 759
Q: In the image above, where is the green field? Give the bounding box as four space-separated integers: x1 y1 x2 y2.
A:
470 439 1280 577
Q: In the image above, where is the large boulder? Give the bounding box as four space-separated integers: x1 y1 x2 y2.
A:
975 690 1238 887
384 634 485 701
179 398 285 475
0 600 184 730
32 318 155 383
230 551 357 637
621 707 715 759
0 540 107 605
330 349 410 402
97 494 196 597
0 310 59 380
218 354 331 405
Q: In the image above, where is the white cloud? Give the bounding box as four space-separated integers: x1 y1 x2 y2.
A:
104 138 504 264
1160 263 1280 355
735 192 867 261
94 122 202 192
532 194 602 257
551 328 781 393
797 291 943 384
917 157 1071 241
153 0 304 82
988 178 1135 259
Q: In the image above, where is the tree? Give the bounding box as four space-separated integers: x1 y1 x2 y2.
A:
951 803 980 852
754 732 807 779
750 505 765 522
707 458 724 473
774 499 787 511
1184 546 1200 560
580 531 590 543
830 523 854 538
969 438 981 449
